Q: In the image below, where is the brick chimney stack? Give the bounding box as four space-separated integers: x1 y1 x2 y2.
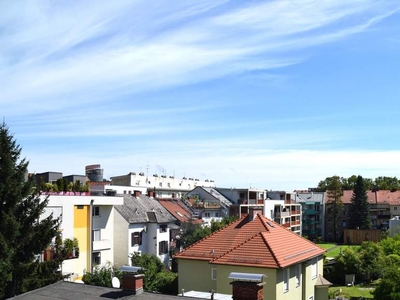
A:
231 281 264 300
229 272 265 300
134 190 141 198
122 273 144 295
148 190 154 198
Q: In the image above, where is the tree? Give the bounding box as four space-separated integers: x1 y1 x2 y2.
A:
325 176 344 242
82 262 122 287
130 253 177 294
0 123 63 298
372 266 400 300
373 176 400 191
348 175 371 230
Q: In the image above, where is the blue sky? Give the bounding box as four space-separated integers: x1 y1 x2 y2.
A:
2 0 400 190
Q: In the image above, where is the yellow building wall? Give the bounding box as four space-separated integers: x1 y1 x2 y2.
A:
178 259 217 293
216 264 277 299
178 256 327 300
73 205 90 276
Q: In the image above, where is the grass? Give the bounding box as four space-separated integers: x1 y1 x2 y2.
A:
316 243 336 250
329 285 374 299
325 245 359 258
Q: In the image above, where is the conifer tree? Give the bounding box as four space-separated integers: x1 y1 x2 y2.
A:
326 175 344 242
0 123 63 299
348 175 371 230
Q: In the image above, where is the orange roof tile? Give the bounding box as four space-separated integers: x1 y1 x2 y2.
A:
175 214 325 268
376 190 400 205
158 199 203 224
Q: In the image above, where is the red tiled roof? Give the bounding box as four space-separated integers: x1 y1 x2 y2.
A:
174 214 325 268
158 199 203 224
376 190 400 205
339 190 376 204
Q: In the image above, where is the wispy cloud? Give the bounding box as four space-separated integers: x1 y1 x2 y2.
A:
2 0 400 190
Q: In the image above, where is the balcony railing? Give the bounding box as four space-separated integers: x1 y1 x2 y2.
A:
276 211 290 218
93 239 111 251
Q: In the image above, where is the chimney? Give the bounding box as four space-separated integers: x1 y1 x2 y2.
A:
148 190 154 198
248 207 263 221
122 273 144 295
134 190 141 198
229 272 265 300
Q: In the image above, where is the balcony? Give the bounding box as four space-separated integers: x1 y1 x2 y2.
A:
304 209 316 215
93 239 111 251
276 211 290 218
282 223 291 228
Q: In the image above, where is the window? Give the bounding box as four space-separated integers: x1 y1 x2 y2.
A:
211 268 217 280
159 182 162 187
131 231 142 246
160 224 167 232
93 229 101 241
93 252 101 265
159 240 168 255
205 212 210 218
215 212 219 217
309 297 314 300
93 206 100 216
295 264 301 287
283 268 289 292
395 207 398 211
311 257 318 279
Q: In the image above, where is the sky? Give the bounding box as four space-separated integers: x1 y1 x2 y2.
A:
2 0 400 191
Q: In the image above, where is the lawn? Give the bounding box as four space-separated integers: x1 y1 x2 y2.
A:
316 243 336 250
329 285 374 299
325 245 359 258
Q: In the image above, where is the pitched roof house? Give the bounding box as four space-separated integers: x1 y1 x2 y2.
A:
175 210 329 300
114 191 177 268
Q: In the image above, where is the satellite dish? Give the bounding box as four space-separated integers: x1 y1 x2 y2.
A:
112 277 120 288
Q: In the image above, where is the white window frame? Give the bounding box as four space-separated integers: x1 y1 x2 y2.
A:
283 268 289 293
205 212 210 218
211 268 217 280
309 296 314 300
311 257 318 280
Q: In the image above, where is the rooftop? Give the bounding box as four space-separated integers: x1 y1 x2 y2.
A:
9 281 185 300
174 213 325 268
115 194 177 224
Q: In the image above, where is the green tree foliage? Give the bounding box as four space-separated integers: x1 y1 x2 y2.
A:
348 175 371 230
130 253 177 294
372 266 400 300
0 123 63 298
325 176 344 242
82 263 122 287
316 175 400 192
380 236 400 257
373 176 400 191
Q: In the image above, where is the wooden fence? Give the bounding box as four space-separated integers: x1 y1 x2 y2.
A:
343 229 381 245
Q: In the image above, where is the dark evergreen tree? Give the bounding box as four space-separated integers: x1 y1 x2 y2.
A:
325 175 344 242
348 175 371 230
0 123 63 299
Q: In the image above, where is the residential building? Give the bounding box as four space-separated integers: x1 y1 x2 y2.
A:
174 210 330 300
267 191 302 235
110 172 215 199
296 192 325 240
114 191 177 268
217 187 266 205
185 187 233 226
158 198 203 253
86 164 104 182
40 194 123 280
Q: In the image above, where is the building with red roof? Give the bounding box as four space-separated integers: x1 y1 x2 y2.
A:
174 209 329 300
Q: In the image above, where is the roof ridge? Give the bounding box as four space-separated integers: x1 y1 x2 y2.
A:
210 231 262 263
256 213 271 232
175 215 246 255
260 231 281 268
